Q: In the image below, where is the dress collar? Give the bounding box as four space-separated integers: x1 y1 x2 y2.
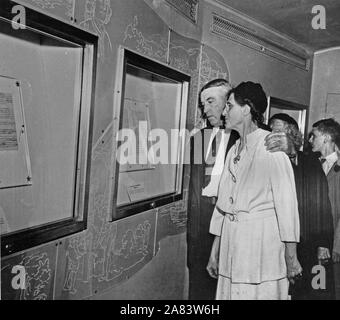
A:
234 128 263 152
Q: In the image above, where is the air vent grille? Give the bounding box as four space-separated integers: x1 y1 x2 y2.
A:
211 14 309 70
165 0 199 23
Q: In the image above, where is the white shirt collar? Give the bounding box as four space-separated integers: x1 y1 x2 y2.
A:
325 152 338 167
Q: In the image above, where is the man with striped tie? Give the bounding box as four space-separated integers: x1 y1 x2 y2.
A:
187 79 237 300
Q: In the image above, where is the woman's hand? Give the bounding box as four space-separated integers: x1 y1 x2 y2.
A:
286 255 303 284
284 242 303 284
206 236 220 279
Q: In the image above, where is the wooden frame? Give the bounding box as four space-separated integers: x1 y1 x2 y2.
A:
0 2 98 256
265 96 309 148
109 48 190 221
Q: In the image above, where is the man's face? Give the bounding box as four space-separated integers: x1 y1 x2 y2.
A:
309 127 326 153
200 86 227 127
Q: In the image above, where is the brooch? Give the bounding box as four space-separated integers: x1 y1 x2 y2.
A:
233 155 241 164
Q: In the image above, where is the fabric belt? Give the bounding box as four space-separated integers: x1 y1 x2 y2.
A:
216 205 275 222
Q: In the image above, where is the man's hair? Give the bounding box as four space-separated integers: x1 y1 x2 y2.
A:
198 78 231 120
199 78 231 95
312 118 340 143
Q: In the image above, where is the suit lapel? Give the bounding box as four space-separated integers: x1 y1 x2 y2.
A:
328 163 340 181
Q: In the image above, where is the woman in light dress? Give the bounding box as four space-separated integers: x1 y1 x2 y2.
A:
206 82 302 300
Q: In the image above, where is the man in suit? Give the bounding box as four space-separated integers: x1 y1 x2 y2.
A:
269 114 334 299
187 79 290 299
309 118 340 298
187 79 237 300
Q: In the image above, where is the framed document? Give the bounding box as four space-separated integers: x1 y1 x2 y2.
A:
110 48 190 221
0 76 31 189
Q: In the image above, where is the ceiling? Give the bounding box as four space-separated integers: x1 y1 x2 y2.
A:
217 0 340 52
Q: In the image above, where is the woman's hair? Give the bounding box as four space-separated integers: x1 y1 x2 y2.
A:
285 123 303 150
227 81 267 125
269 113 303 150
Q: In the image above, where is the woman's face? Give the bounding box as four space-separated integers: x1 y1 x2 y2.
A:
269 119 287 133
223 93 246 130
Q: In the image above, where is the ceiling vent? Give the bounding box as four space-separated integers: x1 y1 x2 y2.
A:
211 13 310 71
165 0 199 23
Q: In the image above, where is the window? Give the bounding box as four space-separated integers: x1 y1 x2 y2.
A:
0 5 97 256
110 49 190 220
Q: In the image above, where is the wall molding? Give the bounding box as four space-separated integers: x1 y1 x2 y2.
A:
210 12 310 70
314 46 340 55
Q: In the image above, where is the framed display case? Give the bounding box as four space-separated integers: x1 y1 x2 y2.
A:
265 96 308 147
110 48 190 221
0 3 97 255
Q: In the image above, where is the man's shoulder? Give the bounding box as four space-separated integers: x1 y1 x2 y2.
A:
299 151 322 168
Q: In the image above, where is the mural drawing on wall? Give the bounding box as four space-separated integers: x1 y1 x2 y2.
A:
169 30 201 129
62 219 152 295
2 253 52 300
79 0 113 61
22 0 74 19
123 16 168 62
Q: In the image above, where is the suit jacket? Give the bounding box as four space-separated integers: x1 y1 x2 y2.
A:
290 153 335 300
187 127 238 268
292 152 334 250
327 162 340 254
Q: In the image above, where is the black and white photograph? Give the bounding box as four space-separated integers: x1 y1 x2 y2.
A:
0 0 340 304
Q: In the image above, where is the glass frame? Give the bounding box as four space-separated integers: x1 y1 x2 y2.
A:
0 2 98 256
265 96 309 148
109 48 190 221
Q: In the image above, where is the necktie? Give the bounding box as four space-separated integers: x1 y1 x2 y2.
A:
320 158 327 174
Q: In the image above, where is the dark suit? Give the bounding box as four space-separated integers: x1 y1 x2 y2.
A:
289 152 335 300
187 127 238 300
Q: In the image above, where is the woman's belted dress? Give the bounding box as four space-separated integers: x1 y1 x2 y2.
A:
210 128 300 300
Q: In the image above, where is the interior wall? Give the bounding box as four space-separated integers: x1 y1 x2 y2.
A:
202 2 313 107
309 48 340 129
1 0 313 300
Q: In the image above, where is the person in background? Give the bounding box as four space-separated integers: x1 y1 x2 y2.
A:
309 118 340 299
207 82 301 300
269 113 335 300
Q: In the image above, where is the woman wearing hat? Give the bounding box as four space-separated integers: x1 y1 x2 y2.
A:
206 82 301 300
269 113 335 300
